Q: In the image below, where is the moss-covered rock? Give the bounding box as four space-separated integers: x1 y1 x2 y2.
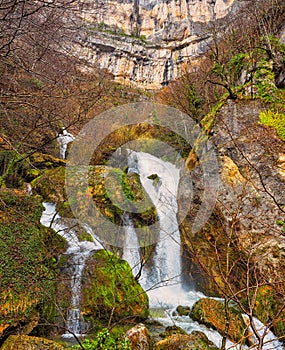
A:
159 325 186 338
81 249 149 323
154 331 219 350
32 166 66 203
0 189 66 338
250 285 285 340
1 335 64 350
0 149 66 189
190 298 247 344
88 166 157 227
176 305 191 316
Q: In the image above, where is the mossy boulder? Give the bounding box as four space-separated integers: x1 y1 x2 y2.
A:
1 335 64 350
251 285 285 340
160 325 186 338
0 149 65 189
32 166 66 203
0 189 66 338
154 331 219 350
176 305 191 316
88 166 157 227
190 298 247 344
81 249 149 323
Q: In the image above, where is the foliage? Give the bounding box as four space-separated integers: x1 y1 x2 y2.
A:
70 329 131 350
259 109 285 141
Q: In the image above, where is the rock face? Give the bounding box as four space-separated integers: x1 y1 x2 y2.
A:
179 99 285 337
73 0 238 88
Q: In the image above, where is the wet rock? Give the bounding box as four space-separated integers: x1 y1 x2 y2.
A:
1 335 64 350
176 305 191 316
126 323 151 350
154 331 219 350
160 325 186 338
190 298 247 344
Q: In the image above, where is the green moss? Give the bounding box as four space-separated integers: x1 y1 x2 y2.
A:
1 335 64 350
252 286 285 339
200 96 227 133
0 189 63 332
88 166 157 227
259 109 285 141
81 249 149 324
32 166 66 203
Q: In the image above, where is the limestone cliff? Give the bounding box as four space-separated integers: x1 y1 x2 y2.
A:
73 0 237 88
179 99 285 337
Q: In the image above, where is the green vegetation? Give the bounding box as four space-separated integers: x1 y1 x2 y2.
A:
88 22 147 42
0 189 66 332
71 329 131 350
259 109 285 140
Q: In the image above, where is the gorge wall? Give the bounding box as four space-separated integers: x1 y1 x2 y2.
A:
73 0 237 88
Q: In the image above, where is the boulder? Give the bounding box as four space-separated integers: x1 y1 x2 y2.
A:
126 323 151 350
176 305 191 316
1 335 64 350
190 298 247 344
154 331 219 350
81 249 149 323
160 325 186 338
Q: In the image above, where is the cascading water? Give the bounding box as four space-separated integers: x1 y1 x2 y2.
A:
40 202 103 337
122 213 141 278
123 150 283 350
57 128 75 159
126 150 185 305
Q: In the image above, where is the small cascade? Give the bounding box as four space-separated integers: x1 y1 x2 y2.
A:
122 213 141 278
246 316 283 350
57 128 74 159
40 202 103 337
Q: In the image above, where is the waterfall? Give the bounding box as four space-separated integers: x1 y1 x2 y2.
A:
57 128 74 159
122 213 141 278
40 202 103 337
126 150 185 306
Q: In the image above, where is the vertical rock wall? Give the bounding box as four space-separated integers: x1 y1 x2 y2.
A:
72 0 237 88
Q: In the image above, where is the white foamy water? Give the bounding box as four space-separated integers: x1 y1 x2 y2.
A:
57 129 74 159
